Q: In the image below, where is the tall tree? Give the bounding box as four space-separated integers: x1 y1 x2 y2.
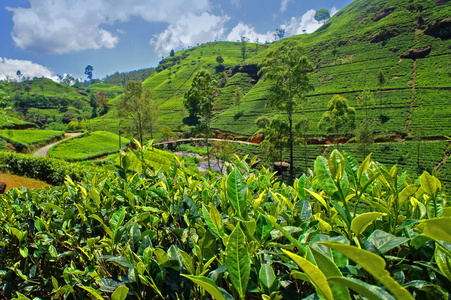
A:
240 36 248 61
16 70 22 82
314 9 330 23
85 65 94 85
318 94 356 147
184 70 219 169
259 40 314 181
117 81 158 146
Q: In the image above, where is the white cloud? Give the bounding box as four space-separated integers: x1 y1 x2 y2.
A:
151 13 229 56
231 0 240 7
7 0 212 55
281 6 338 36
282 9 320 35
0 58 59 81
227 22 274 43
280 0 291 13
330 6 339 17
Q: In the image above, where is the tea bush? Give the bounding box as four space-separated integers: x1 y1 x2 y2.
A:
0 150 450 299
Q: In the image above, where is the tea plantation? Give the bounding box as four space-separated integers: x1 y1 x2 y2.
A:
0 0 451 297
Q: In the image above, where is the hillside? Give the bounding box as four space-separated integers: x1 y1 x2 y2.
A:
107 0 450 181
96 0 450 140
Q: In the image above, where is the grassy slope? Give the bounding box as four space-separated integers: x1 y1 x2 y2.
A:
49 131 129 161
94 0 449 141
48 0 451 182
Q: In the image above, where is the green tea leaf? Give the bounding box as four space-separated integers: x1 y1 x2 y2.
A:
41 203 64 215
111 286 129 300
89 189 101 208
79 285 104 300
351 212 386 236
358 154 372 183
398 185 419 207
110 207 126 233
435 243 451 281
365 230 409 254
321 243 414 300
328 277 395 300
261 214 306 255
226 225 250 299
308 247 351 300
259 264 277 295
417 217 451 243
421 171 437 196
227 169 248 218
182 275 226 300
282 249 333 300
315 156 338 197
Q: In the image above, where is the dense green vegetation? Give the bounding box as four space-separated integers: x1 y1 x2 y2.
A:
1 149 450 299
0 129 64 152
104 68 155 86
49 131 129 161
0 1 450 298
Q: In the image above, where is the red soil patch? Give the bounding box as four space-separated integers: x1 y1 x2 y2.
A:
0 173 51 192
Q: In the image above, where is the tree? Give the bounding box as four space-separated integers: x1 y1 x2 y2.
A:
184 70 219 169
61 75 74 86
314 9 330 24
117 81 159 146
85 65 94 85
318 94 356 147
256 116 289 168
274 28 285 41
216 55 224 66
96 91 109 116
259 40 314 181
16 70 22 82
170 49 175 57
240 36 248 61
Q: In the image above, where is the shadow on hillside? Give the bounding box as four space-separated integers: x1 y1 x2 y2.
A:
316 22 332 33
183 116 200 126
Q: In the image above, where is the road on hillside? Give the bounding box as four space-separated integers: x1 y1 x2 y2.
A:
33 132 82 157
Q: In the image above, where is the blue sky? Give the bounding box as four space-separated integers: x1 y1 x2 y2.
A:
0 0 353 82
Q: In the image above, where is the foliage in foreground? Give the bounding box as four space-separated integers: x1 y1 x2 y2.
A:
0 150 450 299
0 152 105 185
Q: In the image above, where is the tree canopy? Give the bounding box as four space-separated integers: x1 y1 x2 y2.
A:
118 81 158 146
318 94 356 138
259 40 314 181
314 9 330 23
184 70 219 168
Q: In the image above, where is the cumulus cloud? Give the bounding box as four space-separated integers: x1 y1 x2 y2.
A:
226 22 274 43
7 0 212 55
151 13 229 56
282 6 339 36
0 58 59 81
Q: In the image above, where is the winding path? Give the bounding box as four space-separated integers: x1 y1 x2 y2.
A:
33 132 82 157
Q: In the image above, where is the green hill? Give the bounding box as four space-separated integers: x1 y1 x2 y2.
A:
97 0 449 182
99 0 449 141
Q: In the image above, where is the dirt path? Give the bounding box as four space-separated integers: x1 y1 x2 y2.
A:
33 132 82 157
